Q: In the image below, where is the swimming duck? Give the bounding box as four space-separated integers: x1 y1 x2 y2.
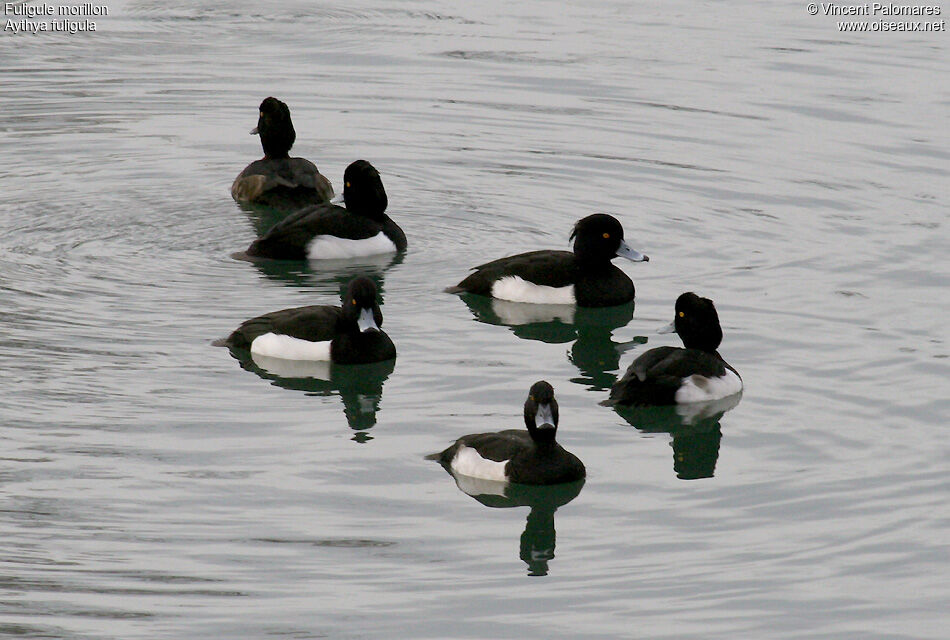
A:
429 381 585 485
606 292 742 405
448 214 647 307
231 97 334 208
243 160 406 260
220 277 395 365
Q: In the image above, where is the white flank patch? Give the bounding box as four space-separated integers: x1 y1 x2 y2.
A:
674 392 743 424
491 298 575 325
307 232 396 260
452 473 509 498
251 353 332 380
450 444 509 482
250 333 332 361
674 369 743 404
490 276 576 305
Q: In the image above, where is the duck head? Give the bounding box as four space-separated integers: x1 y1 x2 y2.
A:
343 160 388 219
523 380 560 445
570 214 648 266
659 292 723 352
252 97 296 159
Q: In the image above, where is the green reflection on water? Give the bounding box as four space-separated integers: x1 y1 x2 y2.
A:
225 347 396 434
431 460 585 576
611 394 741 480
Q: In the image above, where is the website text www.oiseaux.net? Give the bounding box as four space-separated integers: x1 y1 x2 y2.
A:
808 3 946 31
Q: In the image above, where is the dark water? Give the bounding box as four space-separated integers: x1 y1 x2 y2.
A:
1 1 947 638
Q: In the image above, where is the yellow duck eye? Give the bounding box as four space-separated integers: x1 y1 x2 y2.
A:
351 299 357 305
678 311 685 318
345 181 351 188
602 232 610 239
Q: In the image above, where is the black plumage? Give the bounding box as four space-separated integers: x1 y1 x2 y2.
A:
456 250 578 291
255 96 296 158
430 381 586 486
607 292 740 406
231 97 334 208
220 277 395 365
245 160 406 259
449 214 646 307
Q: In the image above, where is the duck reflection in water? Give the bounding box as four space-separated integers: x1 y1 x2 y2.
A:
216 277 396 438
438 471 585 576
567 309 646 391
456 293 642 391
231 355 395 438
607 394 741 480
233 247 404 292
236 199 300 238
428 382 585 575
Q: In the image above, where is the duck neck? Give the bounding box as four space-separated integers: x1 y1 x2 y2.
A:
526 426 558 449
346 200 387 220
533 439 558 454
330 324 389 364
574 253 613 272
262 145 290 160
682 338 721 353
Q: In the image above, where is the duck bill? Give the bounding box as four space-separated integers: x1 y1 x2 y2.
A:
535 403 555 429
357 307 379 333
616 240 649 262
249 126 259 135
658 320 676 334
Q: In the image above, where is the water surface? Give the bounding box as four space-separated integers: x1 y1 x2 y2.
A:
1 1 947 638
